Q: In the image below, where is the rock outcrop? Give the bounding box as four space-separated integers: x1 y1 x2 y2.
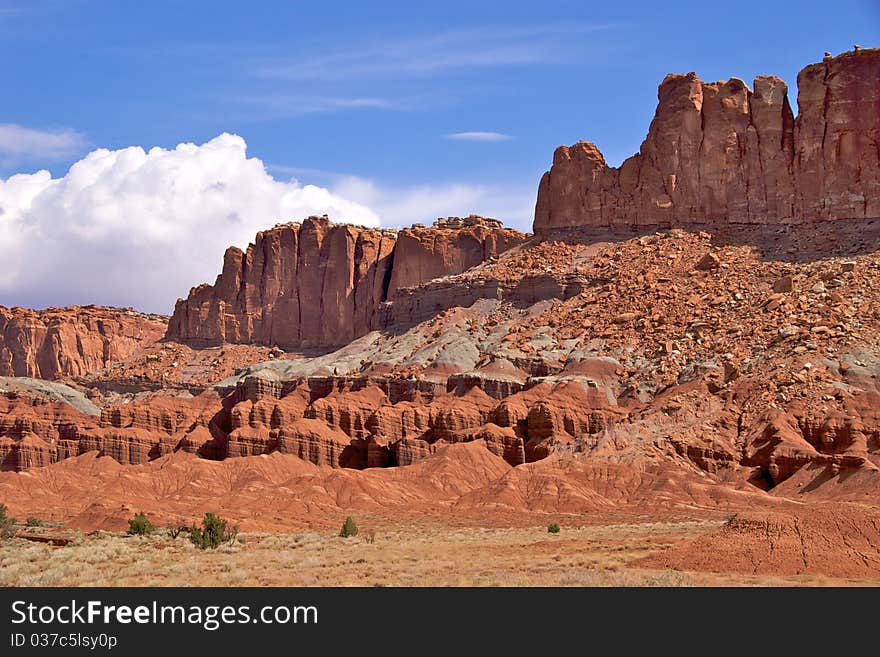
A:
166 215 525 348
0 385 100 470
0 306 167 379
4 52 880 506
6 216 880 504
534 48 880 233
386 217 523 291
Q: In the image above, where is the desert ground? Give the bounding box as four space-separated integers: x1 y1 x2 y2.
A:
4 509 880 587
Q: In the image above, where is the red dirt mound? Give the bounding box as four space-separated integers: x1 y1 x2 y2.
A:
0 442 516 532
638 503 880 578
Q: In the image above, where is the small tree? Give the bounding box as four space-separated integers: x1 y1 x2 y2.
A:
128 512 156 536
547 523 561 534
339 516 358 538
0 504 15 539
25 517 43 527
189 512 228 550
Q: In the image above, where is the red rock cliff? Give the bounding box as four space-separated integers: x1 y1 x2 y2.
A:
387 217 525 292
166 215 525 348
0 306 167 379
534 48 880 233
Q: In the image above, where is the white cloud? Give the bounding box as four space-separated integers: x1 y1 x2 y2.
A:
0 133 538 315
0 123 87 163
446 131 512 142
329 175 535 233
0 133 379 314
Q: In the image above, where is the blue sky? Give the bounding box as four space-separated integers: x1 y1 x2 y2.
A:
0 0 878 311
3 1 878 203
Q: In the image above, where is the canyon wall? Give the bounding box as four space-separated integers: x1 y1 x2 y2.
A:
534 48 880 233
0 306 167 379
165 215 526 348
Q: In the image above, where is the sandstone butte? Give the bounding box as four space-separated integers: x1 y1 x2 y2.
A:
165 214 526 349
0 305 167 379
3 50 880 580
535 48 880 234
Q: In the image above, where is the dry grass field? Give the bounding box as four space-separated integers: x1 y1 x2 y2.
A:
3 518 879 587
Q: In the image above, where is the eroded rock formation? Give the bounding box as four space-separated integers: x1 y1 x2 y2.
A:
166 215 525 348
0 306 167 379
534 48 880 233
3 50 880 543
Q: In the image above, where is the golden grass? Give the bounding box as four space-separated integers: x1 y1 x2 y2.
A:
1 519 877 587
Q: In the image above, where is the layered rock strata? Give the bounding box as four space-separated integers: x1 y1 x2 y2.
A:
534 48 880 233
0 306 166 379
166 215 525 348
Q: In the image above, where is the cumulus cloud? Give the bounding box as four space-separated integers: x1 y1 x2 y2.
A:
0 123 88 164
445 131 512 142
0 133 379 314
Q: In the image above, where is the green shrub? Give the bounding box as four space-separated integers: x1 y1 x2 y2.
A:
547 523 561 534
0 504 15 539
25 516 43 527
189 513 232 550
127 512 156 536
339 516 358 538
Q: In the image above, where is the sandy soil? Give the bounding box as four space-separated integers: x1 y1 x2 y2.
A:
3 517 879 587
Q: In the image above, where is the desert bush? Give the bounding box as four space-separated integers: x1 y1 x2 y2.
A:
339 516 358 538
25 516 43 527
168 525 188 539
0 504 16 539
547 523 561 534
128 512 156 536
189 513 234 550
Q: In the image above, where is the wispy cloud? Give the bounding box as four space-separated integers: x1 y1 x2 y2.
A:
0 123 88 164
231 95 399 119
446 131 513 142
0 0 29 16
255 23 620 80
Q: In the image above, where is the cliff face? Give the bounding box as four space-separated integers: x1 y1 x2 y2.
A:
166 217 398 349
534 48 880 233
166 215 526 348
0 306 167 379
386 224 523 293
